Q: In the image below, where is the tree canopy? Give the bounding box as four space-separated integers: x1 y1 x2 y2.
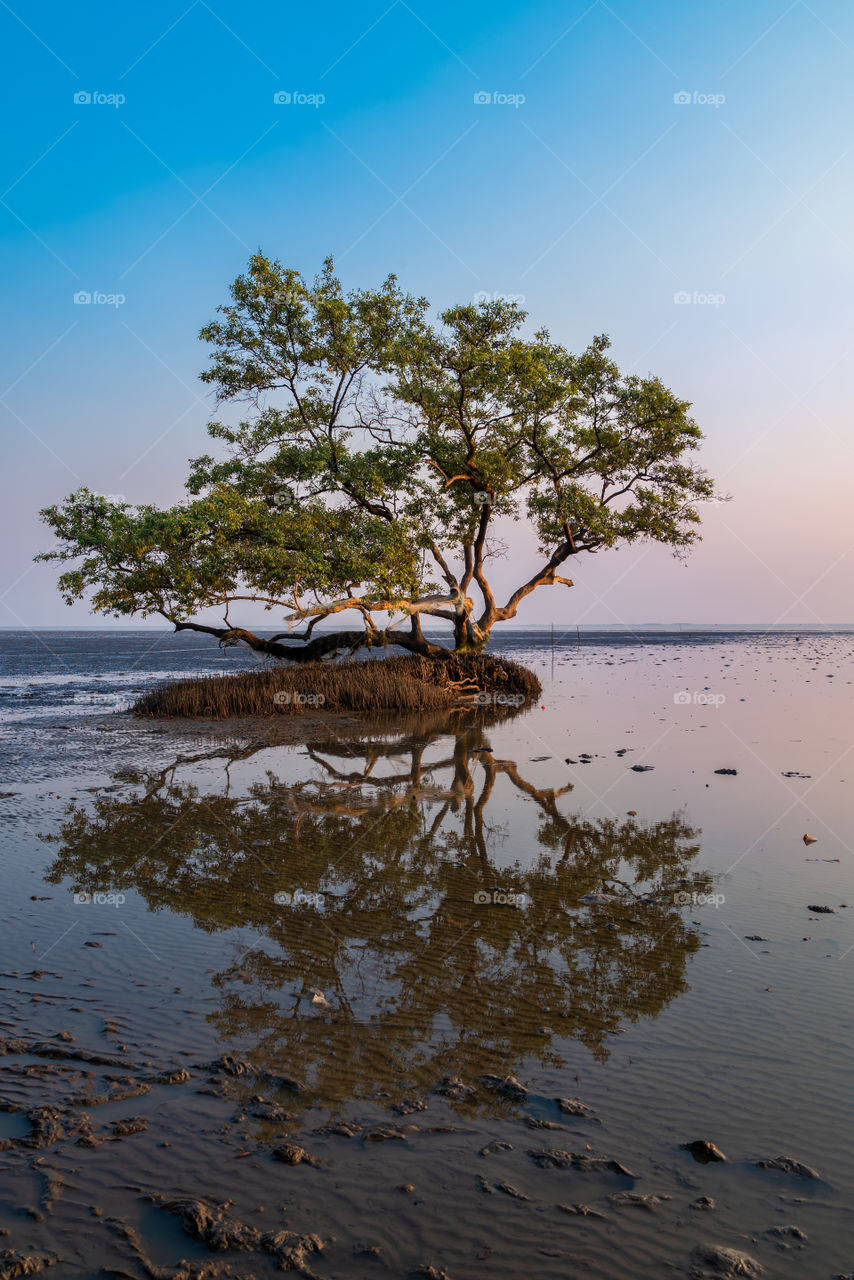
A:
39 253 717 660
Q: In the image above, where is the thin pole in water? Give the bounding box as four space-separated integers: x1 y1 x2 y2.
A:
551 622 554 681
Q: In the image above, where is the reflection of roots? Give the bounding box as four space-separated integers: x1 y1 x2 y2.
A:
445 677 482 703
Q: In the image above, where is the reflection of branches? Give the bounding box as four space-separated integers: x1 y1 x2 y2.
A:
43 710 710 1108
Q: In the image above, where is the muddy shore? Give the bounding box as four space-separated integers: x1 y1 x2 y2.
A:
2 631 853 1277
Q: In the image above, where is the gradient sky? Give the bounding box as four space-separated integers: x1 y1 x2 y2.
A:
3 0 854 630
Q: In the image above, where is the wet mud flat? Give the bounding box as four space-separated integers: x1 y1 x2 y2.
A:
1 633 854 1277
1 1011 845 1280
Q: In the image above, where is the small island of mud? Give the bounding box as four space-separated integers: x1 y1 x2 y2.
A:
131 652 541 719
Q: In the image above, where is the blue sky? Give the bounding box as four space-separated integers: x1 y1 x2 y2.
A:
3 0 854 627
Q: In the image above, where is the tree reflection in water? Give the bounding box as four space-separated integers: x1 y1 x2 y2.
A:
45 709 711 1110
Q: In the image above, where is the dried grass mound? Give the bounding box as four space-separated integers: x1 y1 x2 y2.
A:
132 652 542 719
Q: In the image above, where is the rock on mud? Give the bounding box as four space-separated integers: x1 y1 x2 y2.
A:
684 1140 727 1163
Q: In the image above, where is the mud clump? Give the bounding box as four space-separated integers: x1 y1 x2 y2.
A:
477 1074 529 1101
252 1101 299 1123
272 1143 324 1167
434 1075 474 1100
527 1148 637 1177
19 1106 92 1150
609 1191 671 1210
156 1197 261 1252
479 1140 513 1157
558 1203 606 1218
690 1243 762 1277
495 1182 528 1200
314 1120 361 1138
150 1067 192 1086
153 1197 328 1270
755 1155 820 1179
0 1251 61 1278
362 1125 416 1143
556 1097 595 1118
112 1116 148 1137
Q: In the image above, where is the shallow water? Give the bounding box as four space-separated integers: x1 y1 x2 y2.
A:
1 629 853 1278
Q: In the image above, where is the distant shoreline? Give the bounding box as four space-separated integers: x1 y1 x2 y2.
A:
3 624 854 634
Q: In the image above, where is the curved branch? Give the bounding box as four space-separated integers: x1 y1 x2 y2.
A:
170 619 448 662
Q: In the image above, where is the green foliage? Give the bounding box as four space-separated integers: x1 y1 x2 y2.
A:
38 254 718 655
